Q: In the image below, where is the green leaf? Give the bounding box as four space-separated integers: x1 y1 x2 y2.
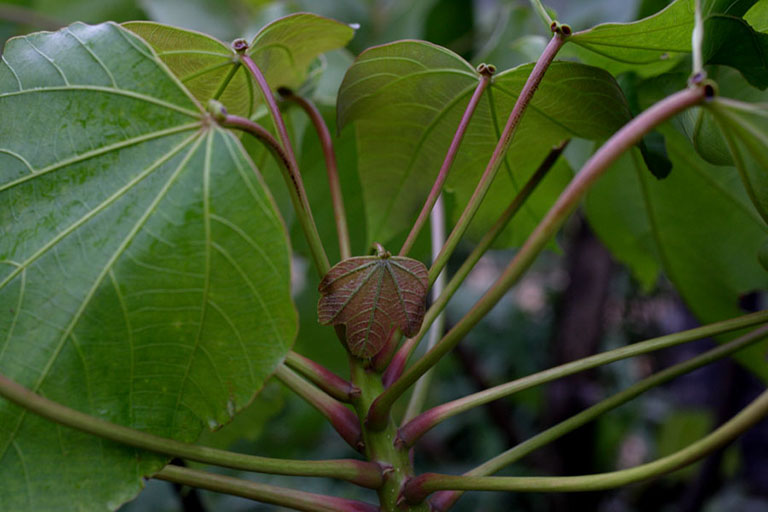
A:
707 98 768 223
0 22 296 510
124 13 355 117
318 250 428 358
585 130 768 380
704 14 768 89
568 0 694 77
745 0 768 31
337 40 630 247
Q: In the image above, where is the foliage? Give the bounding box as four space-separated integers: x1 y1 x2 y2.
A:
0 1 767 511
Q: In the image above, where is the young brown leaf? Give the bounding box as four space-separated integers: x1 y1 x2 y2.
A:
318 251 429 358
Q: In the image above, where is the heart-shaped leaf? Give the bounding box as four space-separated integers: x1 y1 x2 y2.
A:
0 22 296 510
337 40 631 248
124 13 355 117
318 251 428 358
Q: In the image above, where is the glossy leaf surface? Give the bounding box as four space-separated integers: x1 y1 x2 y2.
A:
318 253 428 358
124 13 355 117
0 22 295 510
337 40 630 247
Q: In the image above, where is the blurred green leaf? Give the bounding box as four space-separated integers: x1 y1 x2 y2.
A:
337 40 630 248
708 98 768 223
0 21 296 510
585 129 768 379
657 408 713 479
124 13 355 117
704 14 768 89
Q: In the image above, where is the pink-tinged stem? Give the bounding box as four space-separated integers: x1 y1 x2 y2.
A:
275 365 363 452
237 47 330 275
366 84 711 431
281 88 352 260
383 141 568 388
399 67 494 257
426 30 567 286
156 465 379 512
0 372 382 487
285 351 360 403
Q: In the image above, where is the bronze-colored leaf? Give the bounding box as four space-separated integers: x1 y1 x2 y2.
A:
318 249 429 358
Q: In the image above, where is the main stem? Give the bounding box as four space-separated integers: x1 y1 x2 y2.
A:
368 84 710 430
349 359 430 512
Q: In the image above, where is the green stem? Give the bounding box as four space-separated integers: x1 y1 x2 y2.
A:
275 365 363 452
409 374 768 498
428 323 768 510
402 195 448 422
212 62 241 101
238 49 330 276
221 114 329 275
348 360 430 512
285 351 361 403
383 141 567 387
0 373 381 488
427 31 567 286
280 88 352 260
692 0 704 78
367 84 711 430
529 0 553 29
399 68 493 257
408 376 768 502
399 310 768 447
156 465 378 512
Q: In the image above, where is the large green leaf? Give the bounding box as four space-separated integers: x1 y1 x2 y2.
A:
124 13 355 118
585 130 768 379
0 22 296 510
337 40 630 247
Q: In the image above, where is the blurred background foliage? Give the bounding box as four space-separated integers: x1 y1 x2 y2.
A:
2 0 767 511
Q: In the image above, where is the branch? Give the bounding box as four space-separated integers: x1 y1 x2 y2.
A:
428 323 768 510
405 373 768 504
366 83 711 431
398 310 768 447
427 29 568 286
234 43 330 276
280 88 352 260
383 141 567 387
0 373 381 488
399 66 494 257
274 365 363 452
285 351 360 403
156 465 378 512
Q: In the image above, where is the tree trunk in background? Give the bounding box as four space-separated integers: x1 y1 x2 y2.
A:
544 220 614 512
